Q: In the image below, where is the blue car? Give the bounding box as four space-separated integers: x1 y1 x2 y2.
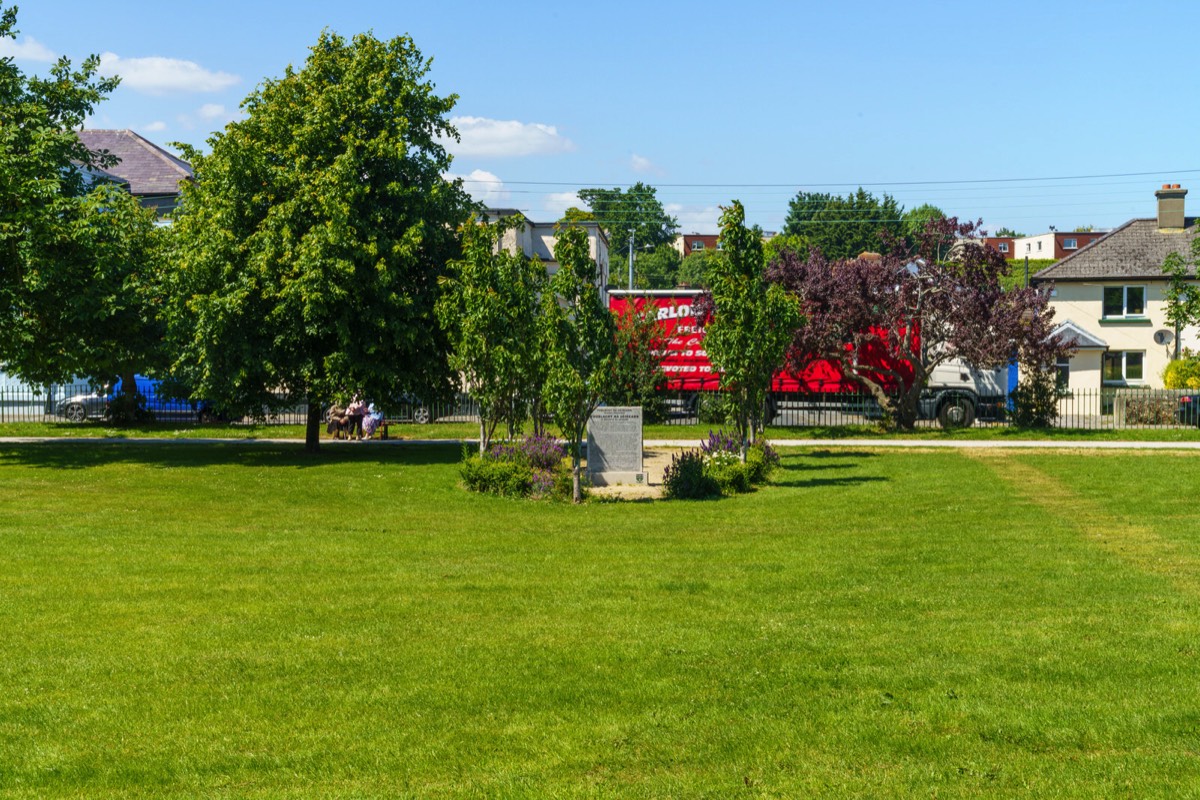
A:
54 376 215 422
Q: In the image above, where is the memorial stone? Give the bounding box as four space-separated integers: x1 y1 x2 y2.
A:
586 406 646 486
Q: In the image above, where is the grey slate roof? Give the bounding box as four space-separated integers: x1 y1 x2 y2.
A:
76 129 193 198
1032 217 1199 282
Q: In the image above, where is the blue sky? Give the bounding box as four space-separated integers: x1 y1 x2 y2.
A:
6 0 1199 236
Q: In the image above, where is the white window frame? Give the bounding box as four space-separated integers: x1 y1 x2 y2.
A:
998 242 1009 253
1055 355 1071 390
1063 237 1078 249
690 240 705 252
1102 285 1148 319
1102 350 1145 385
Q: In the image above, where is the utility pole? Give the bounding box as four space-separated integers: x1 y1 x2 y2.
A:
628 229 635 290
1024 255 1029 289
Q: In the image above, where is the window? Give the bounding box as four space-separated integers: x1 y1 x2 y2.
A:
1056 355 1071 389
1103 351 1144 384
1102 285 1146 318
1064 238 1078 249
998 243 1009 253
1026 243 1031 253
716 241 723 251
690 240 705 252
1037 241 1043 251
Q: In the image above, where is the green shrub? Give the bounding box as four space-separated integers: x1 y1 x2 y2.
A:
1123 396 1178 425
662 449 720 500
707 459 753 494
461 438 575 500
745 440 780 484
460 455 533 497
1011 370 1063 429
1164 358 1200 390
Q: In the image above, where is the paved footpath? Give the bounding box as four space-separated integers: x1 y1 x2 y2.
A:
653 439 1200 450
3 436 1200 451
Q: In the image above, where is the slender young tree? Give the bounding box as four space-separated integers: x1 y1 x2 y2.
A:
167 30 474 452
697 201 801 461
1163 239 1200 360
437 216 545 452
540 224 617 502
604 302 669 422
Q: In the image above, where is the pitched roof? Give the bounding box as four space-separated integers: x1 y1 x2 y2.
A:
1032 217 1199 282
1051 319 1107 350
76 129 193 197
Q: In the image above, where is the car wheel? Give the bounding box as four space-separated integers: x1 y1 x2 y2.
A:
64 403 87 423
413 406 432 425
937 397 976 429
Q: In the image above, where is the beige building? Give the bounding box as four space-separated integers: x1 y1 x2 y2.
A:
483 208 609 292
1033 185 1199 391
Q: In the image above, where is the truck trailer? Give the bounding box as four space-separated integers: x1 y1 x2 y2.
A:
608 289 1009 429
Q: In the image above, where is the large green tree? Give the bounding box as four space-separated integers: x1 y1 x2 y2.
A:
437 216 545 452
0 6 168 414
782 188 904 260
577 182 678 256
168 29 474 452
676 249 725 289
632 243 682 289
540 223 617 502
698 201 801 460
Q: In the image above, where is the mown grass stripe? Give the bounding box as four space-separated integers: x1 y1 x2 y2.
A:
965 449 1200 597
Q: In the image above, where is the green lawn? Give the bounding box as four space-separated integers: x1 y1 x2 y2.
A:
2 443 1200 797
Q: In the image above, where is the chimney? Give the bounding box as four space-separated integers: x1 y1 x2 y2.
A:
1156 183 1187 229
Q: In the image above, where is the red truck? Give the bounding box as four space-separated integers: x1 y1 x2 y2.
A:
608 289 1009 428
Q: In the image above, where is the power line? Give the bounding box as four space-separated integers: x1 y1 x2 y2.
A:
457 167 1200 189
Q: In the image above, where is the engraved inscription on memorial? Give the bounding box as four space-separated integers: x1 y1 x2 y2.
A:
587 407 646 485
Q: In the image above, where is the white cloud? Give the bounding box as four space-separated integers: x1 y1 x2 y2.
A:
98 52 239 95
0 35 56 62
447 169 511 207
143 120 167 132
667 203 722 233
630 153 665 177
444 116 575 158
177 102 243 131
542 191 582 219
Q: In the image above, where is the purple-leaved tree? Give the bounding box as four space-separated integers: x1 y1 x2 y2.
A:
766 217 1070 430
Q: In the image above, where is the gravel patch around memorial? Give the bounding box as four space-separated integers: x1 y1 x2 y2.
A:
586 447 681 500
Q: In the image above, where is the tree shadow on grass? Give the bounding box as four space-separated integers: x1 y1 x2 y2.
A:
771 448 887 489
0 440 465 471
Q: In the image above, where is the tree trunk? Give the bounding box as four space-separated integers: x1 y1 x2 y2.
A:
122 368 137 407
573 421 585 503
891 384 923 431
305 396 321 454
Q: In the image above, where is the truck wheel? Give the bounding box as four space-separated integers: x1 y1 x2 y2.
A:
938 397 976 429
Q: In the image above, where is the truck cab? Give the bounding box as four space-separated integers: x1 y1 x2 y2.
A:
919 360 1009 428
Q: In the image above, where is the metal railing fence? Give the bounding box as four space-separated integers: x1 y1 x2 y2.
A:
2 383 1197 432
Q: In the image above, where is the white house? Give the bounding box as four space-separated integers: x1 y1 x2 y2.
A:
1033 185 1199 391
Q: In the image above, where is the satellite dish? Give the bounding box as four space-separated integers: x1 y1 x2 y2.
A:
1153 329 1174 346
